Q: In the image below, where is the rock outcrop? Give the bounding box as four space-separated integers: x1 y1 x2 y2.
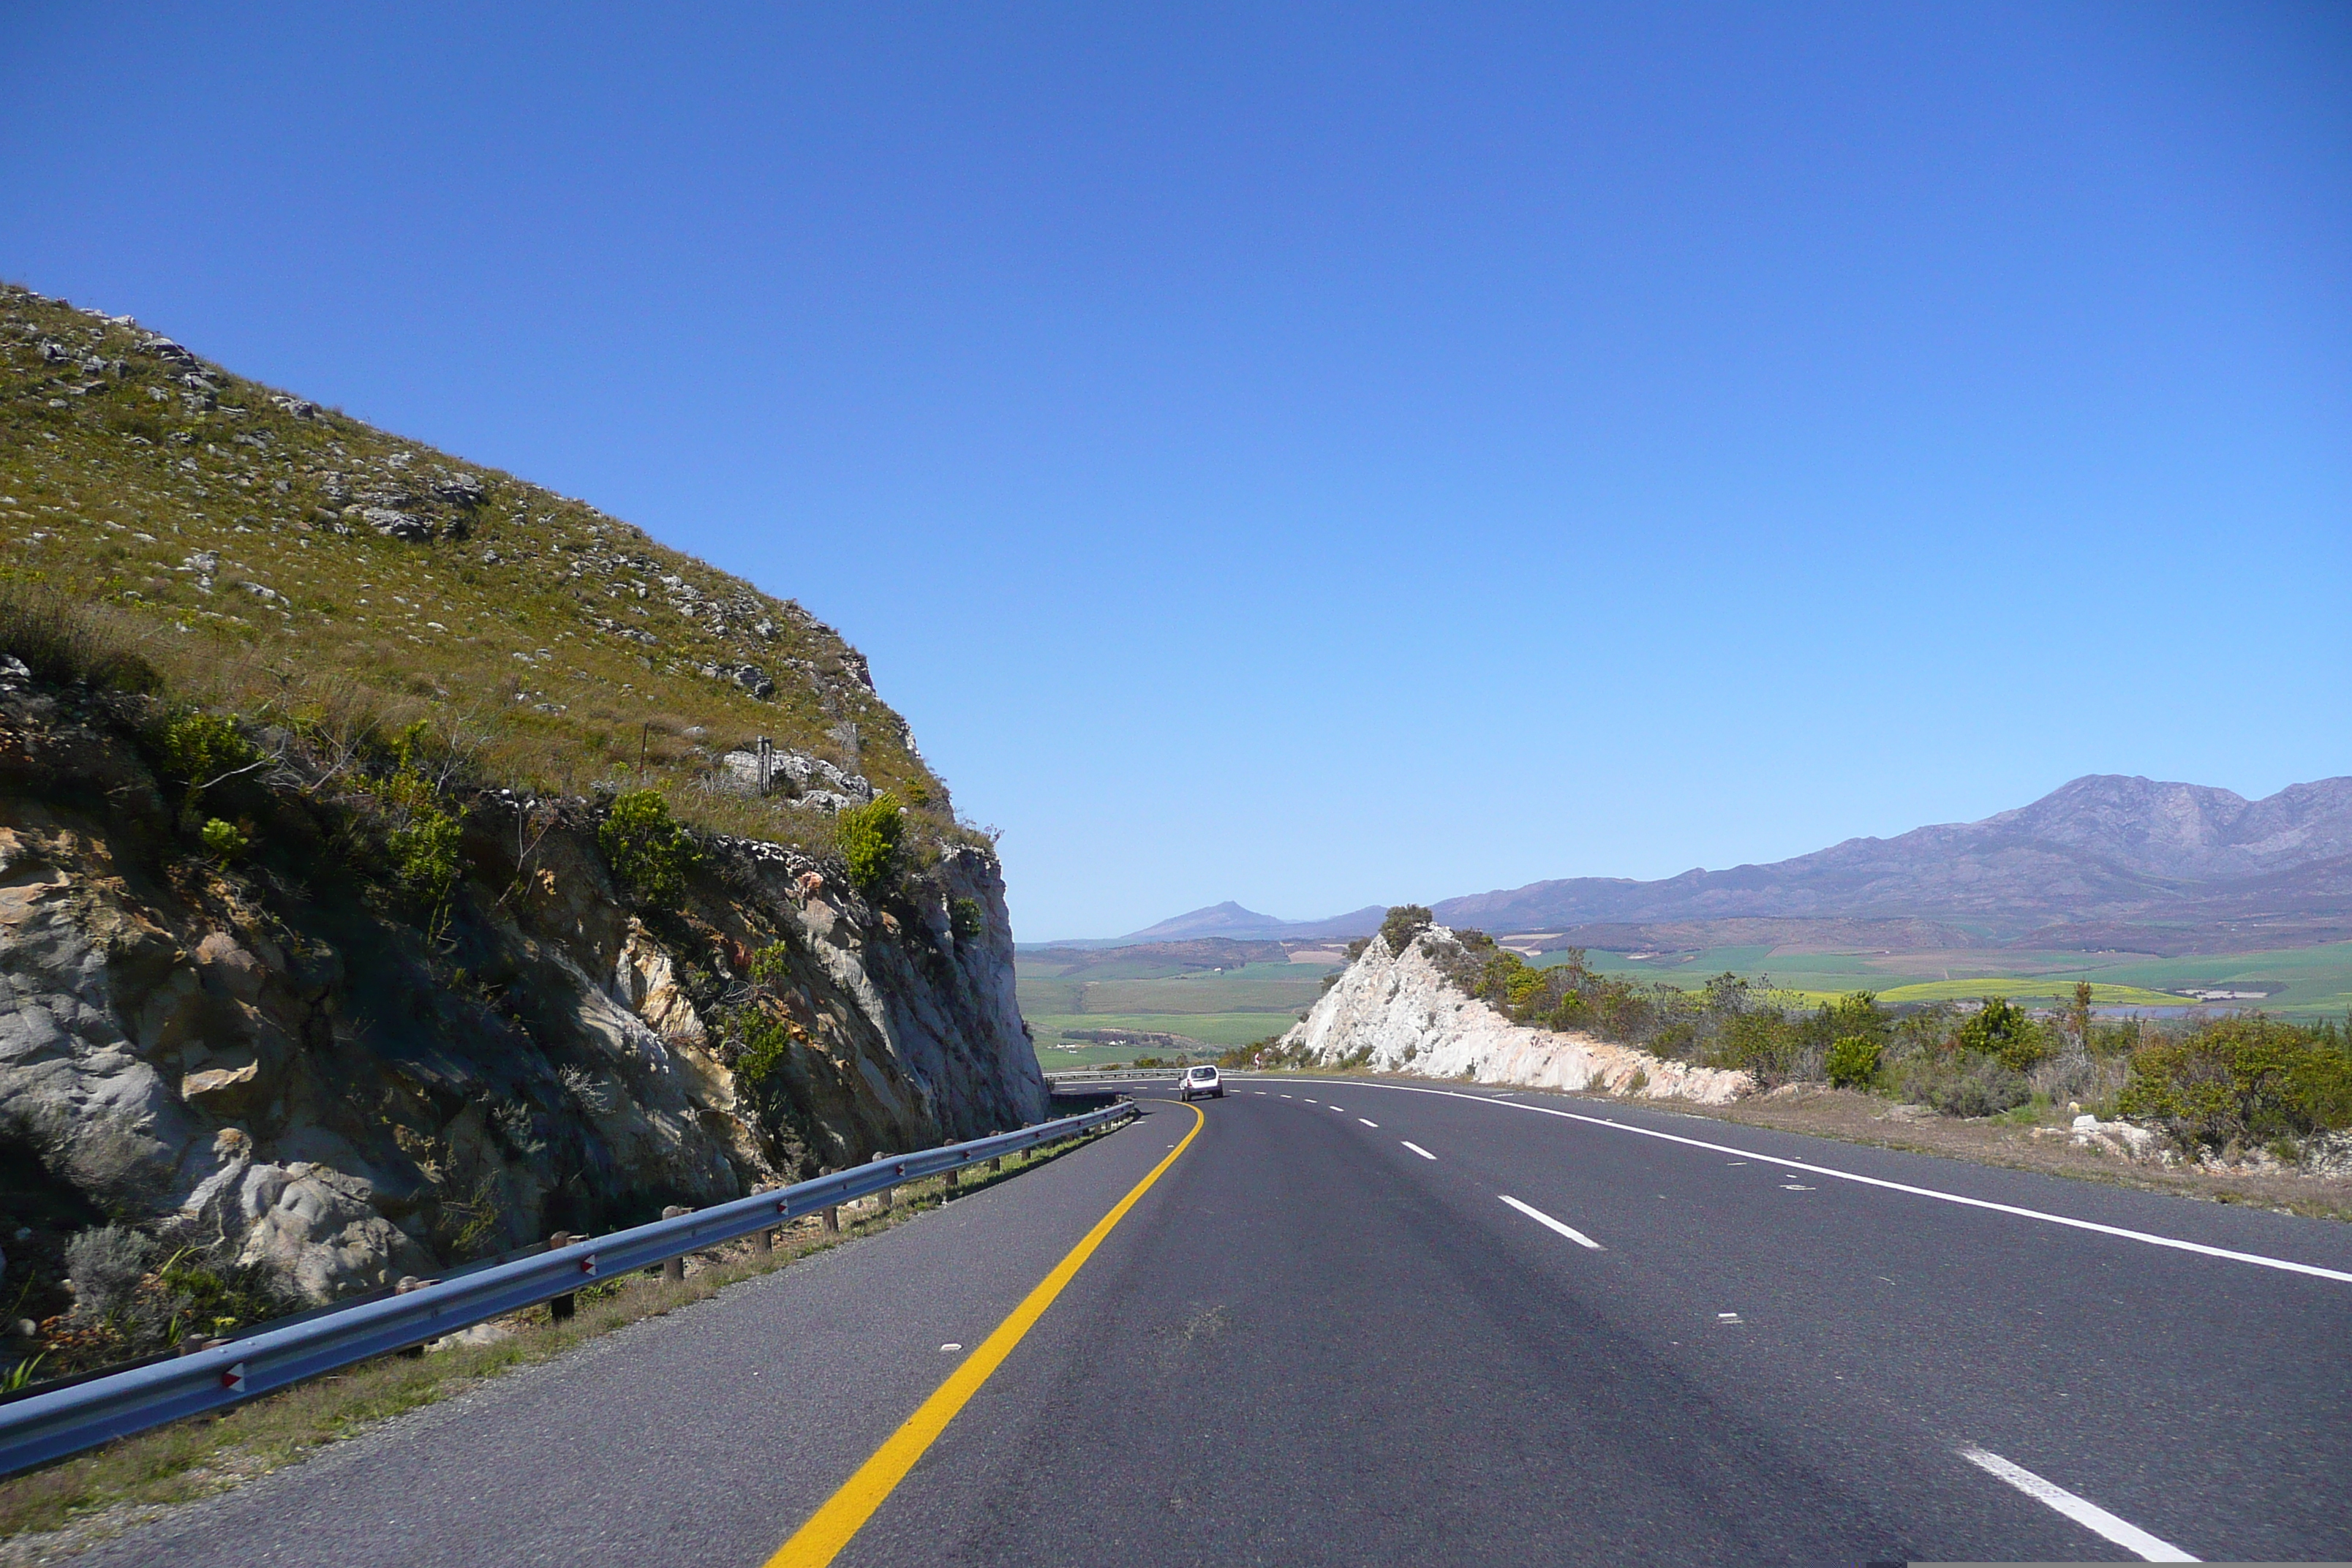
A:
0 672 1046 1310
1282 927 1752 1104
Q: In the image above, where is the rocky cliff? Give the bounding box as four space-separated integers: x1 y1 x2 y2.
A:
0 660 1044 1319
0 282 1049 1353
1282 927 1751 1104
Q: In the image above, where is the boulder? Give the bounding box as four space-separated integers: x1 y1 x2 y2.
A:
357 506 431 541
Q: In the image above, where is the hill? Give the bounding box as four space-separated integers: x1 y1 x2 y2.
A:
0 281 955 853
0 282 1045 1360
1096 900 1384 946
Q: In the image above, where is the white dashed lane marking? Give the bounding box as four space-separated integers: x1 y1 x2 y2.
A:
1401 1142 1436 1161
1499 1194 1603 1250
1959 1447 2198 1561
1358 1118 1379 1128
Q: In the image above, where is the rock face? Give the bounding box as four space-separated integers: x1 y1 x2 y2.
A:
0 679 1047 1307
1281 928 1751 1104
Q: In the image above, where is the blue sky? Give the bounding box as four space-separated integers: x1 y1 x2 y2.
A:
5 4 2348 941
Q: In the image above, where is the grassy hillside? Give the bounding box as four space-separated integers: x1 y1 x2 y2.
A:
0 282 957 853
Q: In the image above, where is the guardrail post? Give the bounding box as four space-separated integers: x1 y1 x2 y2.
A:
393 1275 438 1357
547 1232 581 1320
988 1155 1002 1173
660 1207 690 1281
821 1205 839 1233
943 1165 960 1195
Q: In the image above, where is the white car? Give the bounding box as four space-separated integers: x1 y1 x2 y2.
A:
1178 1065 1224 1101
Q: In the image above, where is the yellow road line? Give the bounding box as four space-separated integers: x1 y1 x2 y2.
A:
764 1099 1207 1568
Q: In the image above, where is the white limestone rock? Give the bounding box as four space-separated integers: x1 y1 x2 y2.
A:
1281 927 1752 1104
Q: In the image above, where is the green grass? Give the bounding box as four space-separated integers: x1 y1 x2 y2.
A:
1870 978 2187 1007
0 281 962 853
1534 938 2352 1018
1028 1011 1300 1049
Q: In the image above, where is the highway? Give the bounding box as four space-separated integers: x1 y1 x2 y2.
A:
85 1078 2352 1565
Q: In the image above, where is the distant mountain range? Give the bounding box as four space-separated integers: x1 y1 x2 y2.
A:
1033 900 1387 950
1066 776 2352 957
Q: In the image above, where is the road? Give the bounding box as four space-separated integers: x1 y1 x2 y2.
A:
87 1077 2352 1565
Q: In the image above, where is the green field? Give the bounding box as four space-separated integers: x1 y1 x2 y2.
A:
1017 955 1331 1057
1018 938 2352 1064
1539 940 2352 1018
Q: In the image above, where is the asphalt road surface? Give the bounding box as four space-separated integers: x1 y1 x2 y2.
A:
88 1078 2352 1566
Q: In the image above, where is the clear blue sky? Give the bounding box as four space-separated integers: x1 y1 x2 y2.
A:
6 4 2348 941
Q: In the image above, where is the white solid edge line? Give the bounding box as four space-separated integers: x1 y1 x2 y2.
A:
1359 1118 1379 1128
1958 1447 2197 1561
1401 1141 1436 1160
1499 1194 1602 1250
1241 1077 2352 1286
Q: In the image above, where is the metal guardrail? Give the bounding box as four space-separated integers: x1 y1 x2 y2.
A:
0 1100 1139 1474
1043 1068 1190 1082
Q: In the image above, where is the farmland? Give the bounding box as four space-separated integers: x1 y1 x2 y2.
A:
1540 940 2352 1018
1016 952 1335 1063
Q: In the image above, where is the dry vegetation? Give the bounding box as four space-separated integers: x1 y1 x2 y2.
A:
0 281 971 857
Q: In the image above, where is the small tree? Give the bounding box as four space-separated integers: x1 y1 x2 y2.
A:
837 792 904 897
1956 995 2048 1074
600 788 700 905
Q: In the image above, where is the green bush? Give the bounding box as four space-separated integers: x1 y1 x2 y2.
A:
835 792 904 897
949 896 985 944
1956 996 2050 1074
388 807 462 904
599 788 701 905
159 711 256 793
735 1009 794 1088
2117 1015 2352 1147
1379 905 1433 955
1825 1033 1882 1089
1708 1009 1804 1086
198 817 248 862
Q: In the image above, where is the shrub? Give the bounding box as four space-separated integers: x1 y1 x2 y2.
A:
388 806 462 904
2117 1016 2352 1147
155 1248 284 1341
1825 1033 1882 1089
1379 905 1432 955
198 817 248 862
64 1225 155 1322
949 897 985 944
1708 1009 1804 1086
1897 1049 2030 1117
734 1009 795 1088
835 792 904 897
1956 996 2050 1074
158 711 257 793
599 788 701 905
